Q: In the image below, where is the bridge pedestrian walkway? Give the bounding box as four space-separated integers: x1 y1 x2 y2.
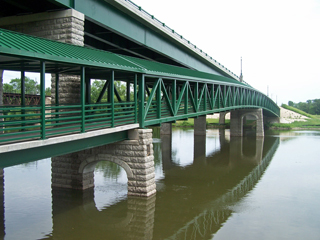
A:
0 29 279 151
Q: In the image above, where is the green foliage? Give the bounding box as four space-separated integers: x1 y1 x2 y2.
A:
90 80 129 103
287 99 320 115
45 87 51 96
281 104 314 118
173 119 194 127
6 77 40 94
3 83 13 93
4 77 51 96
173 118 230 128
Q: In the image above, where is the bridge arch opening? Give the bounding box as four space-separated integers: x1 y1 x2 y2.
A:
241 113 259 137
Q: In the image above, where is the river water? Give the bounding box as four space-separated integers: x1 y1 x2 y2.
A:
1 128 320 240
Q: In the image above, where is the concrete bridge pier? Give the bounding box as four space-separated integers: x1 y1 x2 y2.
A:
160 123 172 135
219 112 227 125
194 116 207 160
52 129 156 197
230 108 264 137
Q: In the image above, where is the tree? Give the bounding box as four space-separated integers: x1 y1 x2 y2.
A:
3 83 14 93
4 77 40 94
90 80 127 103
45 87 51 96
288 101 294 106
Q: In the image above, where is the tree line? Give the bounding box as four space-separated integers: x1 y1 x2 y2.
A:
3 77 51 96
288 99 320 115
3 78 130 102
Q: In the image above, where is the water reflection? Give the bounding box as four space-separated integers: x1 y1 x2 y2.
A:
1 128 281 240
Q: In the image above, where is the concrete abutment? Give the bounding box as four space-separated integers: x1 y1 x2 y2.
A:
52 129 156 197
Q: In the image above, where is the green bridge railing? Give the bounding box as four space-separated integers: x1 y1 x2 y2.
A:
0 73 279 145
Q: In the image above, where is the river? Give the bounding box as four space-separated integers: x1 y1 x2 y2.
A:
1 128 320 240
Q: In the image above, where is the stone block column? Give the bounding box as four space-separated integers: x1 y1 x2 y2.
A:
230 108 264 137
230 110 242 136
52 129 156 197
219 112 227 124
0 9 85 105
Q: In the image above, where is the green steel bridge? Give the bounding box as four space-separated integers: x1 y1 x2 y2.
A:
0 28 279 164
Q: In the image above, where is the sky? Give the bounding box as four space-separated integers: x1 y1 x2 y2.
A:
3 0 320 105
131 0 320 105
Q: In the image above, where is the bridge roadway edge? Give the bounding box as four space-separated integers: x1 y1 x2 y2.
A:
0 124 139 168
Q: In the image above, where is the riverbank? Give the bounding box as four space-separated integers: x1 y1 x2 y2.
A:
270 106 320 130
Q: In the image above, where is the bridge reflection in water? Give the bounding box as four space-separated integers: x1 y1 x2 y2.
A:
0 129 279 240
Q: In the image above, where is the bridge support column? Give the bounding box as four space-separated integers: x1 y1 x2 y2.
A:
194 115 206 135
0 9 85 105
194 116 206 160
52 129 156 197
230 109 264 137
219 112 227 125
160 123 172 135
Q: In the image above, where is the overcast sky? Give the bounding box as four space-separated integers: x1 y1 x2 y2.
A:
131 0 320 105
3 0 320 105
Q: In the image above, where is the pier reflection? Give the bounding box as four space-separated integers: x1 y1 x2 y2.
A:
48 189 156 240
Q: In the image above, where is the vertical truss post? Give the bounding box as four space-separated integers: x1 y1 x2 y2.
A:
156 78 161 119
224 85 227 107
21 69 25 129
184 82 188 114
85 76 91 104
55 73 60 123
138 74 145 128
211 84 214 109
134 75 137 123
194 82 198 112
108 71 115 128
204 84 207 111
80 66 85 133
172 79 176 115
40 61 46 139
126 80 131 102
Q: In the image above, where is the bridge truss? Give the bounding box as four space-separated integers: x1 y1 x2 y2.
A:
0 28 279 146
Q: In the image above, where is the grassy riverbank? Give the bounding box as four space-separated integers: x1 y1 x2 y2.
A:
173 118 230 128
270 105 320 130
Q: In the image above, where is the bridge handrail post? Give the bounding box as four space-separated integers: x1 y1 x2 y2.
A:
55 73 60 123
21 70 26 131
138 74 145 128
40 61 46 139
134 74 138 123
80 66 85 133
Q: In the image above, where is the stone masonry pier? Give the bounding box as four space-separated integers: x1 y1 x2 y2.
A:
52 129 156 197
230 108 264 137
